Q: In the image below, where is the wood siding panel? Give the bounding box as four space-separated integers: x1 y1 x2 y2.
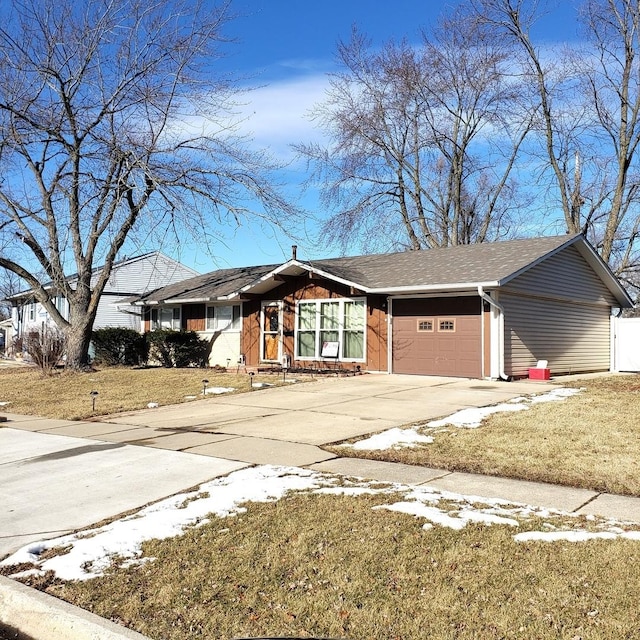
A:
242 299 261 365
182 303 205 332
240 276 387 370
505 246 617 305
502 293 610 377
366 296 388 372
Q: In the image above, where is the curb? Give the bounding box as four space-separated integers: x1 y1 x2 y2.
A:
0 576 151 640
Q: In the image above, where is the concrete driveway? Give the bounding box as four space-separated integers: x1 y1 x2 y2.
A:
20 374 557 462
0 374 557 558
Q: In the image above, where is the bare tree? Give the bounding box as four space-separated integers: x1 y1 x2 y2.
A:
0 268 23 320
474 0 640 291
297 10 531 253
0 0 298 369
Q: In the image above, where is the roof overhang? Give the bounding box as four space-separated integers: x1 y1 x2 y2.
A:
370 282 499 295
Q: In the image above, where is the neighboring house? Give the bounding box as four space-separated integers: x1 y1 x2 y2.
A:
134 234 633 379
7 252 199 345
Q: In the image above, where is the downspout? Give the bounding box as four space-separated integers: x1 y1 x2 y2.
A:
478 286 510 381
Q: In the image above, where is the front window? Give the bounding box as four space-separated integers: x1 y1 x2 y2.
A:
151 306 181 330
206 305 240 331
296 298 366 361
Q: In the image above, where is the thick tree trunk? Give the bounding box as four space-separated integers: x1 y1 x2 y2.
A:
64 321 94 370
64 297 97 370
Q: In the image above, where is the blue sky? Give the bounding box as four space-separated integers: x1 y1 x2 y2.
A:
169 0 582 273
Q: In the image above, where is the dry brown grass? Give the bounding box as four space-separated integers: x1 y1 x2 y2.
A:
0 366 293 420
329 374 640 497
43 493 640 640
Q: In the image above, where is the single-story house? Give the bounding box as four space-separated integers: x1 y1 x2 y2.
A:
6 252 198 350
133 234 633 379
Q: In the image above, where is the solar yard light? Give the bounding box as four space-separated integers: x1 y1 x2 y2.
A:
249 371 255 388
202 379 209 395
90 390 99 412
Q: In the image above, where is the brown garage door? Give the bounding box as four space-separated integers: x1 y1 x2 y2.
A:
392 297 482 377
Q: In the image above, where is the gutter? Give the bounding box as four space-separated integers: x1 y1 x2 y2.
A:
477 286 509 381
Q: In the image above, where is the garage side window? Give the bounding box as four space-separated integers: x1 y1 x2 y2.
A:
295 298 365 361
417 318 434 332
438 318 456 332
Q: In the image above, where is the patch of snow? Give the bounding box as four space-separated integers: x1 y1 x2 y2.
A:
1 466 332 581
0 401 10 406
184 395 197 400
203 387 235 395
529 387 584 403
514 530 618 542
427 403 529 429
147 402 159 409
345 428 434 451
252 382 273 388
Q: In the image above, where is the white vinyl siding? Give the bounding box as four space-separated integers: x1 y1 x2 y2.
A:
502 293 611 377
296 298 366 361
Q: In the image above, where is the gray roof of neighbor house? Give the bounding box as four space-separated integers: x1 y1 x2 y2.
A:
133 234 634 307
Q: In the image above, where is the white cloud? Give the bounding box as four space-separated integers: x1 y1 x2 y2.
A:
237 74 331 158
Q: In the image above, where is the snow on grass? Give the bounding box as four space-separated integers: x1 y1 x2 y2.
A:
427 402 529 429
515 530 640 543
3 463 638 582
1 466 331 581
529 387 583 403
204 386 236 395
340 387 585 450
345 427 434 451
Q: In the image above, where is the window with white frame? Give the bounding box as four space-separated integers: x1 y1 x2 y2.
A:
28 303 36 321
206 304 240 331
296 298 365 360
151 306 181 330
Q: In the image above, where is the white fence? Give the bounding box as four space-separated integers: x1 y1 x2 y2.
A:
612 317 640 372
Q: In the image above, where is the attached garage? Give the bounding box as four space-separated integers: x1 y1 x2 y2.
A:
391 297 483 377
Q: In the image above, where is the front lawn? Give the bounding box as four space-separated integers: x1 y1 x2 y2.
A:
330 375 640 497
0 366 291 420
4 468 640 640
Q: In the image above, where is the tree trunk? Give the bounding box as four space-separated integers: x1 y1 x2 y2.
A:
64 308 96 371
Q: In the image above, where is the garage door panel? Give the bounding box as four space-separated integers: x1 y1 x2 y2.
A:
392 297 482 377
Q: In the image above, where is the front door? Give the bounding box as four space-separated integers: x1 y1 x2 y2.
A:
261 301 282 362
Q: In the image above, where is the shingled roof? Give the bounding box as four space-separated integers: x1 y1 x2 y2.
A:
136 264 278 304
133 234 632 307
304 235 579 290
